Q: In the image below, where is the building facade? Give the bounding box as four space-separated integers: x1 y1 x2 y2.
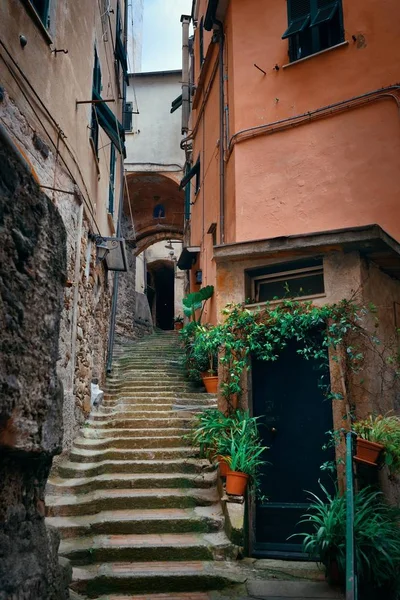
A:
116 69 186 334
0 0 130 448
180 0 400 556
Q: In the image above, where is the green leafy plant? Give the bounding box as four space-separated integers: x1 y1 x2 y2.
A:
353 414 400 475
221 416 269 486
173 314 184 324
182 285 214 323
294 484 400 595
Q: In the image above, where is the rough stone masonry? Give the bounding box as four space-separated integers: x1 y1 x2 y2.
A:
0 125 70 599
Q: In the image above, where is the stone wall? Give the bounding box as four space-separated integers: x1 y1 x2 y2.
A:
0 86 115 452
115 213 153 341
0 126 70 598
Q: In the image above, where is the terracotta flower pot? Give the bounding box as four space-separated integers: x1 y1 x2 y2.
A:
174 322 184 330
354 438 384 466
202 375 218 394
226 470 249 496
217 455 229 477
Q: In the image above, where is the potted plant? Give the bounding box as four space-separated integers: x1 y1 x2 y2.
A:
293 484 400 594
193 326 222 394
173 315 184 331
182 285 214 323
352 414 400 472
223 417 268 496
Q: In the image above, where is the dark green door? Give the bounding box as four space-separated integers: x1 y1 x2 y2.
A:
252 333 335 558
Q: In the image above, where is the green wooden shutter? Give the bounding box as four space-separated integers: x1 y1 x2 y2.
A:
123 102 133 131
282 0 311 39
108 144 116 216
310 1 339 27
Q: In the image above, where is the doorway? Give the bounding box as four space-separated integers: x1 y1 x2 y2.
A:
251 332 335 558
146 260 175 330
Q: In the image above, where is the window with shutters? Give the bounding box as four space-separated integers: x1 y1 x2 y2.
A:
90 48 102 158
108 144 116 216
199 17 205 67
123 102 133 132
282 0 344 62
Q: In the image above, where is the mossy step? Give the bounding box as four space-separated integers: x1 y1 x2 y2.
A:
47 471 217 495
69 447 198 463
58 458 212 478
85 417 193 429
91 410 195 420
73 436 189 451
46 505 223 538
59 531 236 565
46 487 219 517
81 427 190 439
71 560 246 597
89 410 194 421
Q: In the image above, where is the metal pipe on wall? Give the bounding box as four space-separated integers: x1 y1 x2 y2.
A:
216 20 225 245
181 14 191 135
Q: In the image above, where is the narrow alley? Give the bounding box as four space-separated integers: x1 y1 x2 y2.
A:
1 1 400 599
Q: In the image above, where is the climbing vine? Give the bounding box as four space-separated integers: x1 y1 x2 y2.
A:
182 297 400 416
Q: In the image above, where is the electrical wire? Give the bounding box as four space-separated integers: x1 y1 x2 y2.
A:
0 39 101 232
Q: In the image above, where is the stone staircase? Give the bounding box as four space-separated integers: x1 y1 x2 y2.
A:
46 331 242 599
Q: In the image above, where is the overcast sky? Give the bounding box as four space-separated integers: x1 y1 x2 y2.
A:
141 0 192 72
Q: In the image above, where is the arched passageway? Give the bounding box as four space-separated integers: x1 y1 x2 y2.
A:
147 260 175 330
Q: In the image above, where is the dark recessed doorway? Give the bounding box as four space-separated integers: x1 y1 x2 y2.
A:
146 260 175 330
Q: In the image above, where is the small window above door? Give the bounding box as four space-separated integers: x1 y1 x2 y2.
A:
248 258 325 304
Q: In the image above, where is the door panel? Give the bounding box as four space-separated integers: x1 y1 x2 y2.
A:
252 333 335 557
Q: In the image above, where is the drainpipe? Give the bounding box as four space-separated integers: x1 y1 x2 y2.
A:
216 20 225 245
106 0 129 374
181 14 191 135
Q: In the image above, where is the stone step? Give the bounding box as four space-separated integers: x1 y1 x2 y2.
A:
86 417 193 429
91 410 195 420
101 399 215 408
60 531 236 565
46 505 223 538
98 403 185 412
70 560 246 597
69 447 198 463
46 487 219 517
104 385 197 392
47 471 217 495
81 427 190 439
73 436 189 451
58 458 213 478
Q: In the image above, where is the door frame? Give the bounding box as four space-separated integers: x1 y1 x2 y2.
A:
247 347 337 560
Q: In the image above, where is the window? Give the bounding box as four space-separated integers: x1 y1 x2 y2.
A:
248 258 324 303
27 0 50 27
90 47 126 158
199 17 205 67
115 1 128 84
179 158 200 194
123 102 133 131
282 0 344 63
90 48 102 158
108 144 116 216
153 204 166 218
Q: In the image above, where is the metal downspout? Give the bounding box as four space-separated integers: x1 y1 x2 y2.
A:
181 15 191 135
106 0 129 374
216 20 225 245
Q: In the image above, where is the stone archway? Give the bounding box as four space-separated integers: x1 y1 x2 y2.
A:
124 172 185 249
116 172 185 338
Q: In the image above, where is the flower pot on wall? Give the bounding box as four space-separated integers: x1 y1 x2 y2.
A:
226 470 249 496
354 438 384 466
174 322 184 331
202 375 218 394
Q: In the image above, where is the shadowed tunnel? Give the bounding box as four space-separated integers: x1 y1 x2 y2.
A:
147 260 175 330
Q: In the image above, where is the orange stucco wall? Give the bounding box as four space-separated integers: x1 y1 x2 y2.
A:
188 0 400 322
